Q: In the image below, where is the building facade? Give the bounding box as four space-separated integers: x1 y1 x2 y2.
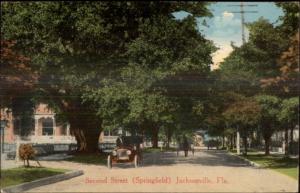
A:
1 103 75 144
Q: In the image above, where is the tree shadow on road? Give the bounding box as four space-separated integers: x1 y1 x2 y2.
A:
140 150 251 168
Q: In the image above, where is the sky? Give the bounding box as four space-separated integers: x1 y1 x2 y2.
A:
173 2 284 70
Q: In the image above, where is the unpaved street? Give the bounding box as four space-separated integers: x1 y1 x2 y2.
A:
27 150 298 192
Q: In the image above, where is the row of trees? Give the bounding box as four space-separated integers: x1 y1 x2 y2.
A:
1 2 299 155
207 2 299 155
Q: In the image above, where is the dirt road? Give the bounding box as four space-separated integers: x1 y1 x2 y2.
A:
27 150 298 192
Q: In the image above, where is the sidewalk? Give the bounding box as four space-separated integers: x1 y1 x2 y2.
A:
1 159 23 169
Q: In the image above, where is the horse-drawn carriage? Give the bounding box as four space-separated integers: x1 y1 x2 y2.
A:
176 135 195 157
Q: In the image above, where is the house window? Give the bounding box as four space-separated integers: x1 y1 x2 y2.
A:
42 118 53 136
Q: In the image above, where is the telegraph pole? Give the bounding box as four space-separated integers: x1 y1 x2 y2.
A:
228 2 258 44
228 3 258 154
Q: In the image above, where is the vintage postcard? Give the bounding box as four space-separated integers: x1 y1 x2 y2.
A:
0 1 299 193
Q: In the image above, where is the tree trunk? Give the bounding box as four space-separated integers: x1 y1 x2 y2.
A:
284 127 289 156
243 136 247 155
166 128 171 149
289 126 294 154
222 134 225 148
69 116 102 153
74 128 101 153
233 133 236 148
249 131 255 149
264 135 271 155
230 134 233 150
47 91 102 153
152 127 159 148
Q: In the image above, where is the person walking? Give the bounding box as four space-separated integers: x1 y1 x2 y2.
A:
183 135 189 157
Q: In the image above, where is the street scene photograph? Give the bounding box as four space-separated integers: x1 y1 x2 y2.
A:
0 1 299 193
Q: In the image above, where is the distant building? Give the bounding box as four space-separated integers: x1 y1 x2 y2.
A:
193 131 205 147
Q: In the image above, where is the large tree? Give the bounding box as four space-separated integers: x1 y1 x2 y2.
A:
84 12 215 148
277 97 299 155
261 32 299 97
255 95 281 155
223 96 261 155
0 40 36 106
260 2 299 96
1 2 213 152
219 18 289 96
0 40 37 136
218 17 295 155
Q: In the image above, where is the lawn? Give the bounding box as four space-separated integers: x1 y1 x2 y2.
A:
65 153 107 165
241 153 299 180
1 167 69 188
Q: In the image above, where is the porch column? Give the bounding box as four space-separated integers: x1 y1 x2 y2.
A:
67 123 70 136
34 117 38 136
53 116 56 136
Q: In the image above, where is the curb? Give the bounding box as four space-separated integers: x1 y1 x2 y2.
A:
1 170 84 193
228 152 262 168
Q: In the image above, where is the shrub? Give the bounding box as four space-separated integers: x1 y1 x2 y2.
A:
19 144 36 167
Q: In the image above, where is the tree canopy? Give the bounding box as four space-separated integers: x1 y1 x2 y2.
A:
1 1 215 151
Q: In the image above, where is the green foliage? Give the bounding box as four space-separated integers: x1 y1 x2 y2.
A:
1 167 68 188
276 2 300 36
2 2 297 151
127 15 215 74
77 3 216 137
223 96 261 133
254 95 281 138
255 95 281 123
219 18 289 96
246 18 288 58
277 97 299 126
1 2 215 150
241 153 299 179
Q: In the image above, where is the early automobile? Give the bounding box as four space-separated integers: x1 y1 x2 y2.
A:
107 136 143 168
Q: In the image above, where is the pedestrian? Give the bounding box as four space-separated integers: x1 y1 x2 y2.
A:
183 135 189 157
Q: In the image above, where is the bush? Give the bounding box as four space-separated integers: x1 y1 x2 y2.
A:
19 144 36 167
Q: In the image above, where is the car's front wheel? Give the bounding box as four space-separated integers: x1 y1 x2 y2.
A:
107 155 112 169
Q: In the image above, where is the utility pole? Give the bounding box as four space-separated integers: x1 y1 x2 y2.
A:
228 2 258 44
228 2 258 155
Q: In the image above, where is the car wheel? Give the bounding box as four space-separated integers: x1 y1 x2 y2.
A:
107 155 112 169
134 155 138 168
